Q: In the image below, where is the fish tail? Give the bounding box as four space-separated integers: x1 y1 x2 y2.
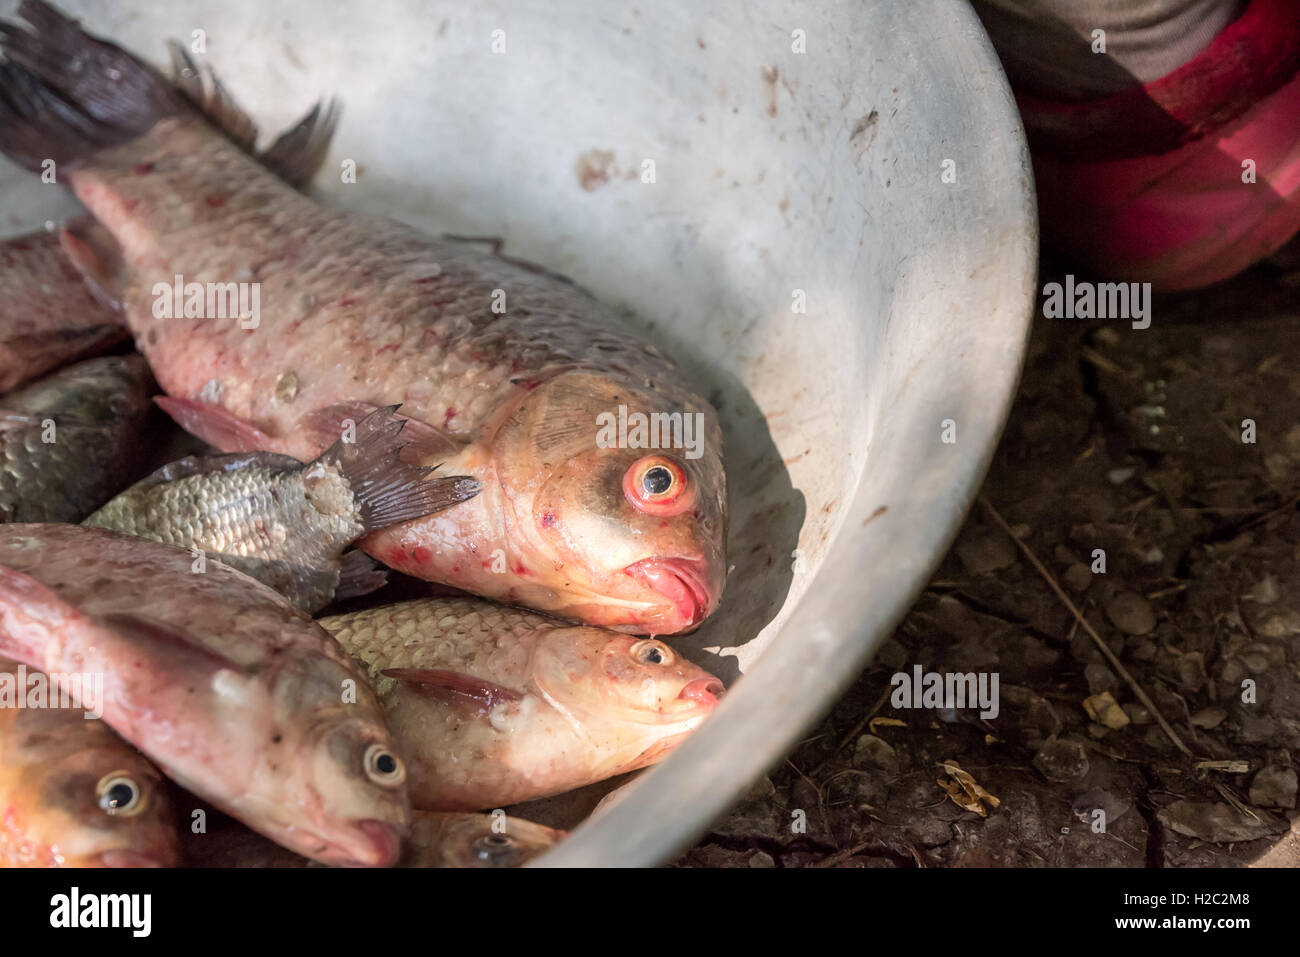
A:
313 406 483 532
0 0 181 172
334 550 390 602
167 38 341 189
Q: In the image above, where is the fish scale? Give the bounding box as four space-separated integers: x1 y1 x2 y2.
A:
88 117 688 461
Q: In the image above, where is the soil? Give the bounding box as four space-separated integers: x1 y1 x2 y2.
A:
677 256 1300 868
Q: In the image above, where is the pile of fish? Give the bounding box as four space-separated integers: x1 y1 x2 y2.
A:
0 1 727 868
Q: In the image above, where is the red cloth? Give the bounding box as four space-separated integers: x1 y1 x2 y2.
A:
1015 0 1300 289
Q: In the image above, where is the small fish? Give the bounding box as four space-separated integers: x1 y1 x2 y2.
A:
0 0 727 634
84 406 482 612
0 355 156 523
319 597 724 810
0 524 411 866
0 659 179 868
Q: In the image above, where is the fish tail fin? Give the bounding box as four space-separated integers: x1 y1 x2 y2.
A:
313 406 483 532
334 550 390 602
259 98 341 189
0 562 85 668
0 0 181 172
167 38 341 188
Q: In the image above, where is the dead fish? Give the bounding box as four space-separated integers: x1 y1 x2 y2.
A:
0 229 128 394
0 658 179 867
0 523 411 866
318 597 724 810
83 406 482 612
0 0 727 634
183 809 562 868
0 354 156 523
402 812 563 868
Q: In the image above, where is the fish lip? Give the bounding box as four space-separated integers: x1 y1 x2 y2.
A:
98 850 165 868
336 819 403 868
677 677 724 710
624 558 712 629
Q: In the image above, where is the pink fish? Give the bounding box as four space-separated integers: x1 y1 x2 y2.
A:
0 0 727 634
0 523 410 866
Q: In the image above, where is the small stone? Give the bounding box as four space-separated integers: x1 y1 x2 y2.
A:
955 527 1018 575
1063 563 1093 593
1249 767 1297 809
1127 638 1157 662
1105 591 1156 636
1124 703 1152 725
747 850 777 868
1084 663 1118 695
1107 467 1135 484
1083 692 1131 730
1190 706 1227 730
1247 575 1280 605
1032 736 1090 782
852 735 900 780
1087 722 1110 739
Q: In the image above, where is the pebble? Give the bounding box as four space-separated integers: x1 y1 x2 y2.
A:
1105 591 1156 635
1063 563 1093 593
1032 736 1090 782
955 527 1018 575
1249 766 1297 809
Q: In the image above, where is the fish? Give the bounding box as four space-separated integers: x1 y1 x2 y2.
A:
83 406 482 613
185 810 563 868
401 811 564 868
0 658 179 867
0 354 156 523
0 523 411 866
0 0 727 635
0 229 128 395
318 597 724 810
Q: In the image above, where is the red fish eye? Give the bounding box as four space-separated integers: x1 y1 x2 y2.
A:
623 456 692 515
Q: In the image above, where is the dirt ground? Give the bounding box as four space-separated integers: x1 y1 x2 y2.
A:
678 254 1300 868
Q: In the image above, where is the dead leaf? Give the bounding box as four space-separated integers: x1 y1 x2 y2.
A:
936 760 1001 816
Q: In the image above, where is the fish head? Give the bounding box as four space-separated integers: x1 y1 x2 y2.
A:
261 660 412 867
406 812 564 868
533 627 723 742
21 715 178 867
489 372 728 633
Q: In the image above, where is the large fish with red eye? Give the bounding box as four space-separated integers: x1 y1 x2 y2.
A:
0 0 727 635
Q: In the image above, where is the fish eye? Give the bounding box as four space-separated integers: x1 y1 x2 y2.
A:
623 456 693 515
631 639 674 666
363 743 406 787
96 773 143 817
470 833 521 866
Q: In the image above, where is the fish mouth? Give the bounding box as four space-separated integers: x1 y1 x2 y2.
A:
98 850 165 868
677 677 724 711
625 558 713 631
334 819 403 868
